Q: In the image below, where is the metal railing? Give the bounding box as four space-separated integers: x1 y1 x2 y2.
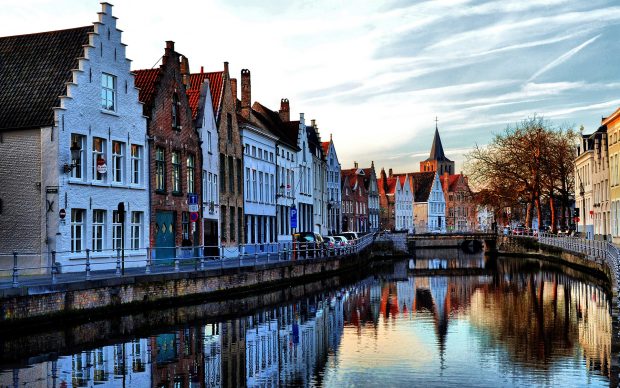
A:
511 232 620 283
0 233 376 288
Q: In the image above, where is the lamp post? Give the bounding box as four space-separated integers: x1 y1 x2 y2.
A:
63 141 82 173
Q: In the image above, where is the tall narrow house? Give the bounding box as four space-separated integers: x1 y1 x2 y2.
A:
134 41 201 261
0 3 149 272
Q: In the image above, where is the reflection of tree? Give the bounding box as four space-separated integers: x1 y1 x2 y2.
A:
469 274 611 377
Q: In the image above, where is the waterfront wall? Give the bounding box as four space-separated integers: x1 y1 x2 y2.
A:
0 253 368 326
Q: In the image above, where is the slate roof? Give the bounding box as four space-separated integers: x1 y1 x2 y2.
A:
306 125 323 159
410 171 436 202
252 102 300 151
187 71 223 120
0 26 92 131
425 127 452 162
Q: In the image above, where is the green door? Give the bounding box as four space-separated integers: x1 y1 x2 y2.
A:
155 211 175 263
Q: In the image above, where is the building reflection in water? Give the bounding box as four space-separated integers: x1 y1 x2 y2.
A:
0 258 612 387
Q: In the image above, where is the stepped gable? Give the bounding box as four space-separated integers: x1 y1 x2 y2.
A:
0 26 92 131
187 71 223 120
133 68 160 114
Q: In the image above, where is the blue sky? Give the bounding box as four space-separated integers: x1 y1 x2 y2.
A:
2 0 619 172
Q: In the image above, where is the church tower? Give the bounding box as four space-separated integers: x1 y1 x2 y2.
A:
420 120 454 175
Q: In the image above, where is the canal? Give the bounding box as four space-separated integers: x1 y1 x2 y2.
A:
0 250 614 387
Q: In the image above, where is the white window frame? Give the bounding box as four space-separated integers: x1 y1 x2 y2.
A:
101 73 116 111
131 211 142 250
70 134 86 180
130 144 143 185
92 209 106 252
92 137 106 182
71 208 85 253
112 141 124 183
112 210 122 251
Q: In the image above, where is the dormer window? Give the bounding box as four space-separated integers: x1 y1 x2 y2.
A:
101 73 116 111
172 93 180 129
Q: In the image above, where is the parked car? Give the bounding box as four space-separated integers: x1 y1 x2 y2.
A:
324 236 336 252
333 235 349 247
341 232 359 242
293 232 324 257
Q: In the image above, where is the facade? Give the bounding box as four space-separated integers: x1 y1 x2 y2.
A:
606 108 620 243
588 126 610 240
412 172 446 233
341 168 369 232
252 99 300 244
575 131 596 239
237 69 278 250
322 137 342 235
187 70 222 255
307 121 328 235
477 205 495 231
134 42 201 262
217 64 245 255
291 115 314 232
341 174 355 232
440 173 477 232
395 175 414 233
360 163 380 232
378 168 396 231
0 3 149 272
420 125 454 175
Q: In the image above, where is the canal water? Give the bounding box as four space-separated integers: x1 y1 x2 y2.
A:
0 251 614 387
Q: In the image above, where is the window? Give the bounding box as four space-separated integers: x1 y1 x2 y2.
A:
112 210 122 251
182 212 189 240
208 131 212 153
252 170 257 201
92 137 106 182
237 159 242 195
172 151 181 194
238 207 243 243
259 172 264 202
131 144 142 185
101 73 116 111
187 154 195 194
227 113 233 143
212 174 218 203
221 206 227 242
92 209 106 252
112 141 124 183
230 207 235 241
252 146 256 157
155 147 165 191
71 209 85 253
228 156 234 194
172 93 180 129
220 154 226 193
70 134 86 180
246 167 251 200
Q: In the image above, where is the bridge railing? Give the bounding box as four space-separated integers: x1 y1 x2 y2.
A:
0 233 376 288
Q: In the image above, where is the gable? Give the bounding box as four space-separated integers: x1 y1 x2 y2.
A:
0 26 92 131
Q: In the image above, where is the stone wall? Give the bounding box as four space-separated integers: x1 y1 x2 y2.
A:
0 252 368 325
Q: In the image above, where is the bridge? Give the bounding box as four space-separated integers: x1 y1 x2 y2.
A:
375 232 497 255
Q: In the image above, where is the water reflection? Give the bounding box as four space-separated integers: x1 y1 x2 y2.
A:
0 257 613 387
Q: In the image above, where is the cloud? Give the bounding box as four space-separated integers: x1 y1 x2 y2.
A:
528 35 601 81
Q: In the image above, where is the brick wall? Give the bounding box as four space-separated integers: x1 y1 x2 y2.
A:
147 42 202 247
0 129 43 270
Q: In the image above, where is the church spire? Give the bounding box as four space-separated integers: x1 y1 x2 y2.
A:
429 123 447 161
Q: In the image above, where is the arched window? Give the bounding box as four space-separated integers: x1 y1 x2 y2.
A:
172 93 180 129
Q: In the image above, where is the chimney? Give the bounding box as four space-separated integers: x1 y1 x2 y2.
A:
311 119 316 128
200 66 204 74
354 161 358 169
279 98 290 122
180 55 190 88
389 168 393 177
230 78 238 111
163 41 175 65
223 61 229 76
241 69 251 119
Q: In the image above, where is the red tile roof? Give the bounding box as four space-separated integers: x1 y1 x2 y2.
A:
440 173 462 192
133 68 160 108
187 71 223 120
321 141 330 156
378 177 397 196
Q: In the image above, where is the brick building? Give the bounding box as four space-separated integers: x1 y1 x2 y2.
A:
134 41 201 261
341 167 369 232
440 172 477 232
378 168 397 231
217 63 244 255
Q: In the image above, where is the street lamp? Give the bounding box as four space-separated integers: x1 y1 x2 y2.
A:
63 141 82 173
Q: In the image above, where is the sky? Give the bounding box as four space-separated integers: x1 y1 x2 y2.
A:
2 0 620 174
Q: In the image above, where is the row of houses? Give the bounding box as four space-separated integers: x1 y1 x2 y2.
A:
574 107 620 242
0 3 389 272
376 126 480 234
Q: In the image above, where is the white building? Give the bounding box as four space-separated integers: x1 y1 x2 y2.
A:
575 131 596 239
477 205 495 231
293 114 314 232
395 175 414 233
308 120 328 235
240 116 278 251
323 136 342 235
412 172 446 233
188 71 221 254
252 99 299 244
0 3 148 273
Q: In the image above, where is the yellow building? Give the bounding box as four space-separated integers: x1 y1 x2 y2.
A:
605 108 620 244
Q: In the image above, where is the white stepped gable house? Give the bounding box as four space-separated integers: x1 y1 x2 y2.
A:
412 171 446 233
0 3 149 272
323 136 342 235
395 175 414 233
